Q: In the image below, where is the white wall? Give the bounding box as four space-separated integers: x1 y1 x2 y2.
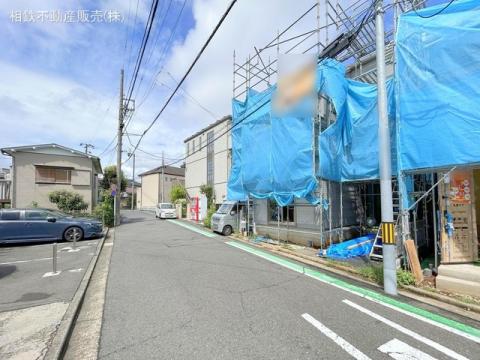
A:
184 118 231 205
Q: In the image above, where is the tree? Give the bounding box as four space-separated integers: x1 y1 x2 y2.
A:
100 165 127 192
49 190 88 213
200 184 214 205
170 184 187 203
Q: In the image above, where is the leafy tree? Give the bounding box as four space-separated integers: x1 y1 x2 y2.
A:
48 190 89 213
170 184 187 203
200 184 214 205
100 165 127 192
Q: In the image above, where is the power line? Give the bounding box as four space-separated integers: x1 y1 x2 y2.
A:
125 0 159 108
124 0 189 131
408 0 455 18
124 0 238 163
166 1 377 167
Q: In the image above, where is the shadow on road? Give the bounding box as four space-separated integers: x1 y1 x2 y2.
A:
0 264 17 279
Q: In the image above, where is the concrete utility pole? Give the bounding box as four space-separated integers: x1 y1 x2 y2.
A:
375 0 397 296
161 151 165 203
80 143 95 154
128 152 136 210
115 69 124 227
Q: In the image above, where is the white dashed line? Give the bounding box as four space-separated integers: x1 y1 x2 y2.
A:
302 313 371 360
343 300 469 360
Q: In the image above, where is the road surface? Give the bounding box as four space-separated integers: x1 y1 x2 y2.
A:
99 211 479 359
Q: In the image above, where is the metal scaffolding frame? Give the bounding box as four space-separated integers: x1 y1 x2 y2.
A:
233 0 427 246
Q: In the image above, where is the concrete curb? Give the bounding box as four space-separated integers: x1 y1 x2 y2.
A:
230 237 480 321
44 228 110 360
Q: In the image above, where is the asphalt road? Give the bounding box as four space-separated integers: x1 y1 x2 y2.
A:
99 211 480 360
0 238 99 312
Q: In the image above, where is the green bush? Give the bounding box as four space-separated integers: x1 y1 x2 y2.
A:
93 191 114 227
203 205 216 229
358 265 384 285
358 265 416 287
48 190 88 213
397 269 416 286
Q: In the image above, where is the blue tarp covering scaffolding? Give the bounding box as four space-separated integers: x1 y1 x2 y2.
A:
228 87 318 206
395 0 480 172
227 0 480 206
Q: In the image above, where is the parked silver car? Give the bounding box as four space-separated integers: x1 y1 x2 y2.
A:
0 208 103 244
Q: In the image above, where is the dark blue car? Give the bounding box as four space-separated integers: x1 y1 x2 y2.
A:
0 208 103 244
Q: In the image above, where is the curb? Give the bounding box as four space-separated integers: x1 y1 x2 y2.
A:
230 237 480 320
44 228 110 360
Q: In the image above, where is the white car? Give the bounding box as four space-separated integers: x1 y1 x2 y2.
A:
155 203 177 219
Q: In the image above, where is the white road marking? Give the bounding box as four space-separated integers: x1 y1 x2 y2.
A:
42 271 61 277
303 273 480 344
301 313 372 360
343 300 469 360
378 339 438 360
103 243 113 247
0 257 52 265
68 268 83 273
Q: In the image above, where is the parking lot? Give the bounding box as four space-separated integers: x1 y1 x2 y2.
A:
0 239 100 313
0 238 103 359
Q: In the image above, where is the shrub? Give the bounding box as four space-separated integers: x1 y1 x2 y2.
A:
48 190 88 213
93 191 114 227
203 205 216 229
397 269 416 286
358 265 384 285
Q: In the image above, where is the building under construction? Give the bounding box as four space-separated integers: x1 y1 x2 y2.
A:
227 0 480 296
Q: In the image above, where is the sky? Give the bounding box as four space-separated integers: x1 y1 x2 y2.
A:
0 0 447 178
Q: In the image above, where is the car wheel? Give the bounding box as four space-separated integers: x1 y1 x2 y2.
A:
222 225 233 236
64 226 84 242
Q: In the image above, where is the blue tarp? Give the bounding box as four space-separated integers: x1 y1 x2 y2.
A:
319 234 376 260
228 0 480 205
317 59 396 182
227 86 318 206
395 0 480 171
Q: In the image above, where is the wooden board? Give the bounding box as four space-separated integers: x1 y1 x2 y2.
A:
404 239 424 284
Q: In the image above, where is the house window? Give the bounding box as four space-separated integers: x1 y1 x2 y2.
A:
192 139 196 153
268 199 295 223
207 131 214 186
199 136 202 150
35 166 71 184
186 142 189 156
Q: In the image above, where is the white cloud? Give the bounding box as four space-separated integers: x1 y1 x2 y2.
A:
0 0 360 177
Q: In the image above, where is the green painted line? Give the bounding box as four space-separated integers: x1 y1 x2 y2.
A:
168 220 216 238
226 241 480 340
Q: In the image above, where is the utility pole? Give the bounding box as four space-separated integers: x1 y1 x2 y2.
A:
375 0 397 295
115 69 124 227
128 151 136 210
161 151 165 203
80 143 95 154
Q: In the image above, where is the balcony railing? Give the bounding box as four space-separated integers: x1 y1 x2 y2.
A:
0 179 11 202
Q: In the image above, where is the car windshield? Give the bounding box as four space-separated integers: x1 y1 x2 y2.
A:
216 203 232 214
160 204 174 209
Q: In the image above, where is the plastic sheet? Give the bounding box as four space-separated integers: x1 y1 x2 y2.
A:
227 86 318 206
395 0 480 171
317 59 396 182
318 234 376 260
